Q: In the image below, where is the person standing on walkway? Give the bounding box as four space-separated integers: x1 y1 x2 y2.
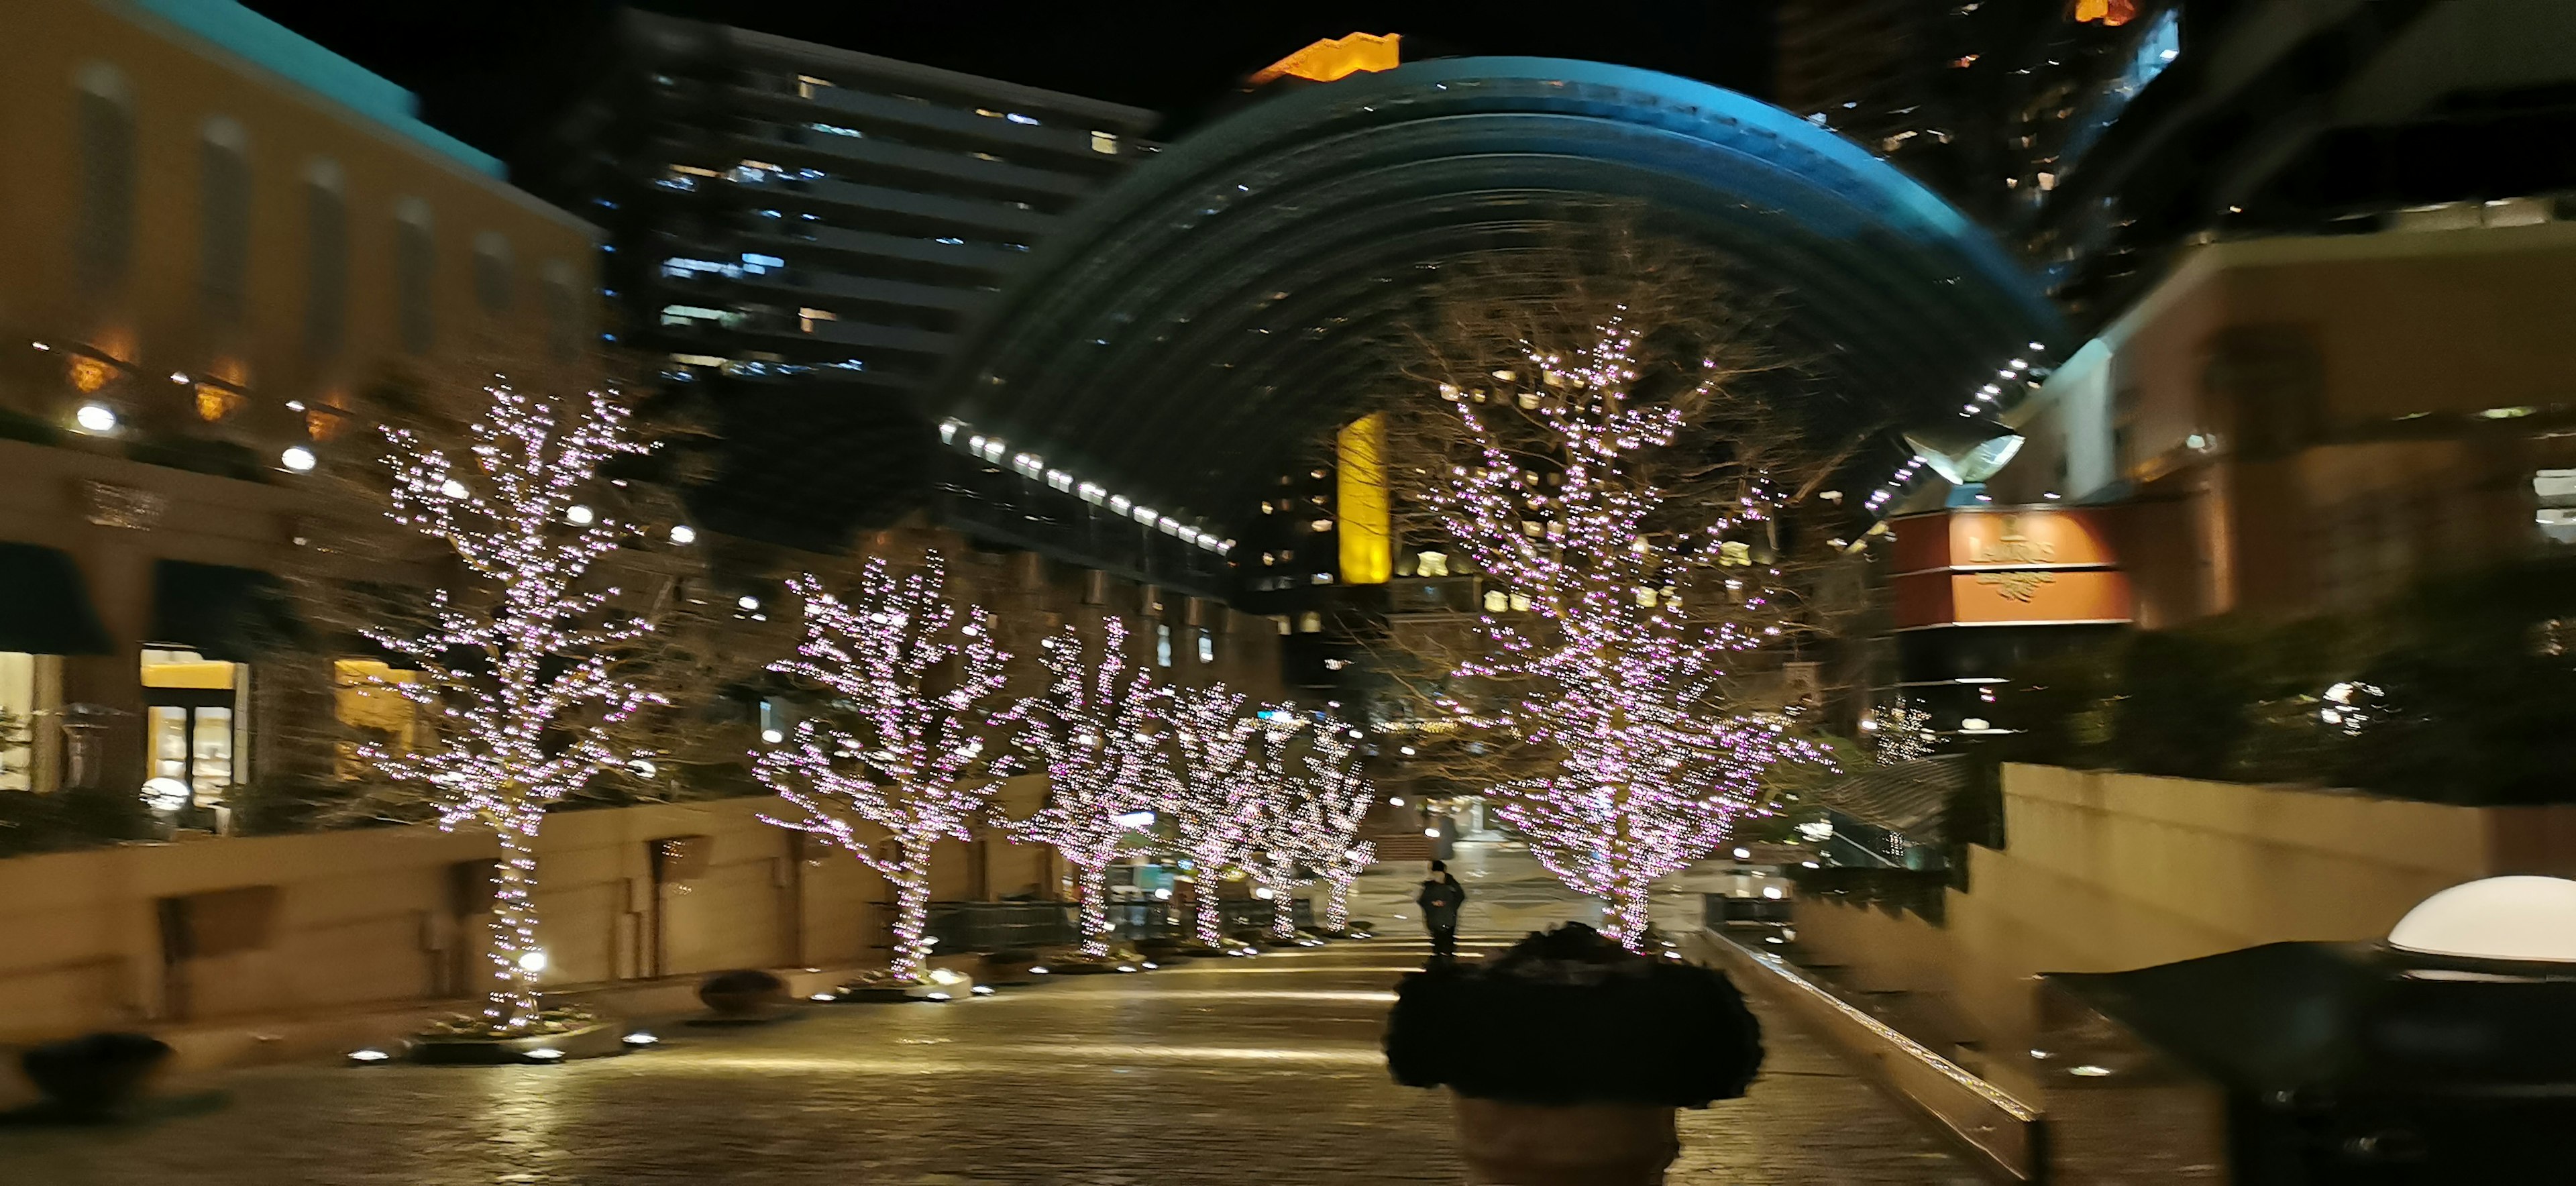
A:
1417 860 1466 960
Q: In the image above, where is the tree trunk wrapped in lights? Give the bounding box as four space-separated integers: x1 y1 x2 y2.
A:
1160 684 1266 947
1383 243 1848 949
755 554 1010 985
357 385 667 1032
993 617 1168 959
1244 714 1312 940
1299 714 1380 933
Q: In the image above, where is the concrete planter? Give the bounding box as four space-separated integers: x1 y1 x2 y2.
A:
407 1020 629 1065
831 971 976 1003
1452 1095 1679 1185
17 1032 172 1120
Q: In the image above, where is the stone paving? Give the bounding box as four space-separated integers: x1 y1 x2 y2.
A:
0 850 1978 1185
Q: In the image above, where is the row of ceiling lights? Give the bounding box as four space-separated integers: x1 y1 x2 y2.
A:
43 341 709 549
938 419 1235 556
39 340 322 474
1862 341 2052 515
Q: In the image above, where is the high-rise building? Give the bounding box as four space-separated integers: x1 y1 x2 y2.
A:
1774 0 2144 229
531 12 1160 550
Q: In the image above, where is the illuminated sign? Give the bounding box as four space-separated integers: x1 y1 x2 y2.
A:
1888 507 2130 629
1250 33 1401 85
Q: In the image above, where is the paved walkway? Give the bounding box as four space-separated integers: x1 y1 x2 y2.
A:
1 853 1977 1185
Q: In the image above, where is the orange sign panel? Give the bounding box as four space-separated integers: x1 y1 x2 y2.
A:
1888 508 2118 575
1249 33 1402 85
1892 570 2133 629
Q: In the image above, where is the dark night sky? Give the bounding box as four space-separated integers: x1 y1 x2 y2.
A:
239 1 1776 163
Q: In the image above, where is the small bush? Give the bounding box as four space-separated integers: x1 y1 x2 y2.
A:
1384 923 1763 1108
1990 558 2576 805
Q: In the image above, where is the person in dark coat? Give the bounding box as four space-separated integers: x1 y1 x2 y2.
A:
1417 859 1466 960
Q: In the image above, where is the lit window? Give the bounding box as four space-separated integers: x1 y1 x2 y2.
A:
0 651 42 791
1156 624 1173 667
1090 131 1119 154
1197 631 1215 664
1297 612 1323 634
2536 469 2576 545
1483 590 1508 612
1415 551 1450 577
141 649 248 817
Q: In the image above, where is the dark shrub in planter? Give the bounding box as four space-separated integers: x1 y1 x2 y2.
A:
1385 923 1763 1108
20 1032 172 1120
698 969 789 1017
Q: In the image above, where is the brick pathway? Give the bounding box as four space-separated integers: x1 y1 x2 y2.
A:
1 857 1977 1185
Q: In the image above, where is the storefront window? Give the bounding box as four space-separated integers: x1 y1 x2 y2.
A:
140 648 246 820
1 652 43 792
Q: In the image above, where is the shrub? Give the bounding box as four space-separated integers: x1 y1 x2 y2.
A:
1385 923 1763 1108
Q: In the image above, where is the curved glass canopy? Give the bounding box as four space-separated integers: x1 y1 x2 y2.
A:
938 56 2065 531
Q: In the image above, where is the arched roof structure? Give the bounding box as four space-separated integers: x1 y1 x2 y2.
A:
937 56 2064 538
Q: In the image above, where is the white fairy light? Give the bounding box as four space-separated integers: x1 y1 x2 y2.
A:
1160 685 1269 947
755 554 1010 985
1416 323 1832 947
991 616 1169 959
358 384 666 1032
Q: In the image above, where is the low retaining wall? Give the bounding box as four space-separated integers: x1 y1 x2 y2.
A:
0 779 1059 1047
1694 929 2041 1183
1792 765 2576 1103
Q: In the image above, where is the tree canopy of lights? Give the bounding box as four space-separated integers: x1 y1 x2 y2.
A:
1159 684 1268 947
1385 241 1847 948
1868 699 1935 765
1244 715 1314 940
358 384 667 1031
756 553 1009 984
994 616 1168 959
1293 712 1379 934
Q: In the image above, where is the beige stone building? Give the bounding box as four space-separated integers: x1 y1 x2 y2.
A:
0 0 602 805
1994 211 2576 626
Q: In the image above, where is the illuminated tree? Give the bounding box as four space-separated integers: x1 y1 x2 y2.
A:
756 554 1009 985
993 616 1167 959
359 384 666 1031
1406 305 1836 948
1160 684 1266 947
1244 716 1311 940
1298 715 1379 933
1868 699 1935 765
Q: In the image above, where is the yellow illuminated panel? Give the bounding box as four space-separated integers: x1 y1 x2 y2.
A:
1336 413 1391 585
1250 33 1401 85
141 657 236 690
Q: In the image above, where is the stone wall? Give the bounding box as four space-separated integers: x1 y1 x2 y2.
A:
1790 763 2576 1100
0 775 1057 1045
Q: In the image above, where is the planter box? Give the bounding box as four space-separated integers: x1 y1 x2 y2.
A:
407 1020 628 1065
1454 1095 1678 1186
